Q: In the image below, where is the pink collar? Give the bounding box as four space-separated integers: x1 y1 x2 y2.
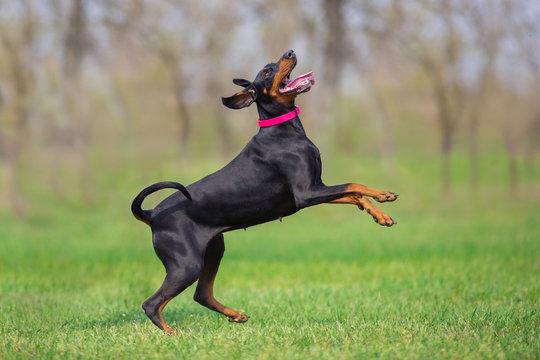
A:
258 107 300 127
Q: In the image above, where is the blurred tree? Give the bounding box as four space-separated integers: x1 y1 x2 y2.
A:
188 1 240 157
512 1 540 185
60 0 95 204
322 0 355 153
0 0 37 217
351 0 399 167
464 1 504 189
322 0 346 98
130 1 193 153
254 1 304 58
390 0 468 192
100 0 149 138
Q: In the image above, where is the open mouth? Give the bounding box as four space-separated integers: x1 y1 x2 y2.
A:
278 70 315 95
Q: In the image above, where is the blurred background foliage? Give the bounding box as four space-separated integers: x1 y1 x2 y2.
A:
0 0 539 217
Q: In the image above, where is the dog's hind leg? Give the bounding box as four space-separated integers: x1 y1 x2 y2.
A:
142 231 203 334
193 234 249 323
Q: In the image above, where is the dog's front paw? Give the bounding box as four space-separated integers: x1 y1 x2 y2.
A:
374 191 398 203
366 208 396 227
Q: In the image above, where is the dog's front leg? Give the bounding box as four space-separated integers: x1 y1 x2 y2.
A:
291 184 397 226
329 195 396 226
291 183 356 209
290 182 397 207
342 183 398 203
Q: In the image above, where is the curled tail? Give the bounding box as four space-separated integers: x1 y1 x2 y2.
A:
131 181 191 224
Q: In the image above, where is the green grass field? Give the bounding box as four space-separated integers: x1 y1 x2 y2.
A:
0 155 538 359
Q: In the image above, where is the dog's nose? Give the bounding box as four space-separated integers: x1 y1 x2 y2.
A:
285 50 295 59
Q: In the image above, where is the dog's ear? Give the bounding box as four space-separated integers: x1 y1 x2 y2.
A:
232 78 252 87
222 86 256 109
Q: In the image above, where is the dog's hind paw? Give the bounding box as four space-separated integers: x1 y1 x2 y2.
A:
227 313 250 323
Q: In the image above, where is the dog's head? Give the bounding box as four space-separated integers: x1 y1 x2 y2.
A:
222 50 315 115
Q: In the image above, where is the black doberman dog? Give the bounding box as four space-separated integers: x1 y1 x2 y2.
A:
132 50 398 334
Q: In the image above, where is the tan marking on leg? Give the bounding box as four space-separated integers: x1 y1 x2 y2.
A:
158 298 178 335
343 183 398 203
196 262 249 323
357 197 394 226
330 195 395 226
329 195 361 206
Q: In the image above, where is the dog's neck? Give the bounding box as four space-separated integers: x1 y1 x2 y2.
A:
256 110 306 138
255 101 297 121
257 107 300 127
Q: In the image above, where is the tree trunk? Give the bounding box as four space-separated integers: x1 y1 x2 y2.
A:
322 0 345 93
0 35 31 217
431 68 454 193
468 114 479 188
441 129 452 193
172 70 191 153
508 152 518 193
321 0 346 130
61 0 94 205
214 107 232 157
0 134 25 218
367 74 395 169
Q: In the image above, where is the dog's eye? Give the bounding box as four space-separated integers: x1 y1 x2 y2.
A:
264 69 273 79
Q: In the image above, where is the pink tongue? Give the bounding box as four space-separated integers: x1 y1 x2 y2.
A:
280 71 315 93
